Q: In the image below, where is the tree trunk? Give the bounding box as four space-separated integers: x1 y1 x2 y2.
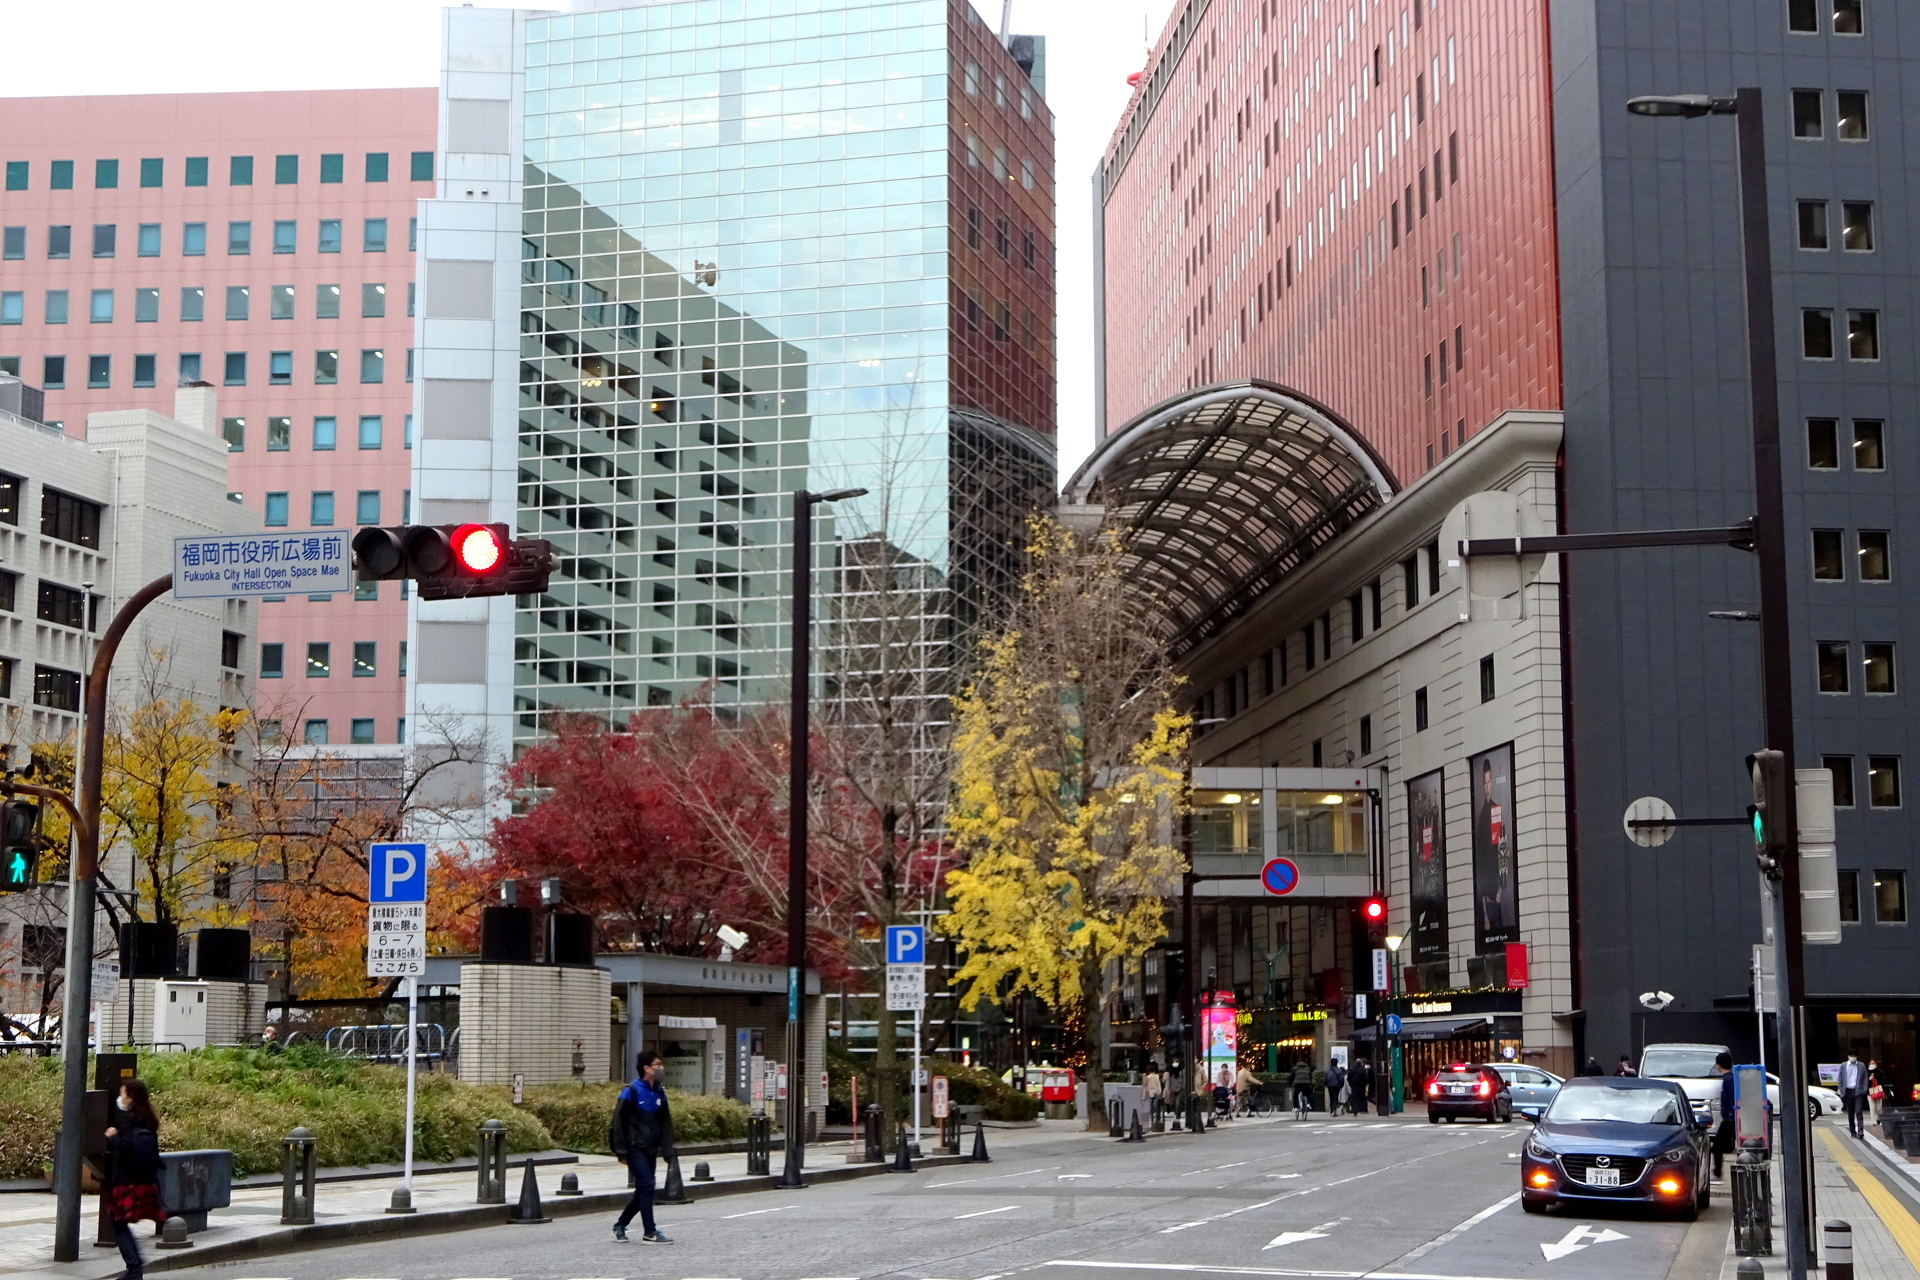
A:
1081 957 1108 1130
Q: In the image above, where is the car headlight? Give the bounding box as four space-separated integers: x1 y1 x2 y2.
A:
1526 1137 1555 1159
1659 1145 1693 1163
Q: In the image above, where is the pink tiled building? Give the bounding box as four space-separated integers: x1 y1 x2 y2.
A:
0 89 435 745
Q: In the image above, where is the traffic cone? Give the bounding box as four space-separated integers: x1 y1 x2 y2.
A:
890 1124 915 1172
508 1159 551 1224
970 1120 991 1163
1128 1110 1146 1143
658 1151 690 1204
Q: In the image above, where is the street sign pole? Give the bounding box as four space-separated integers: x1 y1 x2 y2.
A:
369 842 427 1212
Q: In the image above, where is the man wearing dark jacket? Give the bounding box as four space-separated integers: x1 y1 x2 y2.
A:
610 1050 674 1243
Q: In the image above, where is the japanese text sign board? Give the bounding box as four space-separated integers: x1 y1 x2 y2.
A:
173 531 350 599
367 842 428 978
886 963 926 1012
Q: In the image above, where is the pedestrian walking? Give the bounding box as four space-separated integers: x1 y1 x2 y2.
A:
1837 1051 1869 1139
609 1049 674 1244
1289 1059 1313 1118
1143 1062 1164 1124
1613 1056 1637 1077
1349 1059 1372 1115
1324 1061 1348 1116
1710 1052 1735 1180
1583 1056 1604 1078
1868 1060 1887 1129
104 1079 164 1280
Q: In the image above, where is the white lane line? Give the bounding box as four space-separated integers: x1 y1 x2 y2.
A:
926 1165 1062 1188
1159 1139 1494 1233
1180 1160 1252 1177
954 1204 1021 1220
1388 1191 1521 1268
1058 1173 1094 1180
721 1204 796 1218
1040 1263 1538 1280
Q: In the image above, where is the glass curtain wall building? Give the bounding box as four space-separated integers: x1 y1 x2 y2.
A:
413 0 1055 759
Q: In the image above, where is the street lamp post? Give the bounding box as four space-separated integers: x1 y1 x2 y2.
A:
1626 87 1813 1279
780 487 865 1191
1384 934 1404 1114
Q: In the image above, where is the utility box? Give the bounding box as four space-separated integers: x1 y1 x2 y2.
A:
153 981 209 1050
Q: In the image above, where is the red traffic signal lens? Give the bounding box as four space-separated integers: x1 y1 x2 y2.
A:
1363 897 1386 922
451 524 505 574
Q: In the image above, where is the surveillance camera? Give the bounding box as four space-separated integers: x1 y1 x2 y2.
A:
716 924 749 952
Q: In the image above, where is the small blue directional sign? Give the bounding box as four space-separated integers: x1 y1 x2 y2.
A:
369 842 428 903
1384 1013 1402 1036
1260 857 1300 896
885 924 926 965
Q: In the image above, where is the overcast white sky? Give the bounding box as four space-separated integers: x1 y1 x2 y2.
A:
0 0 1176 476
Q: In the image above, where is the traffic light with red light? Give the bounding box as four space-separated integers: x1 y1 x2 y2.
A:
352 524 556 600
1362 895 1387 948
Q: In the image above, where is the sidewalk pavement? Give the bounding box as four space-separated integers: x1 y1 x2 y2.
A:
1714 1122 1920 1278
0 1119 1131 1280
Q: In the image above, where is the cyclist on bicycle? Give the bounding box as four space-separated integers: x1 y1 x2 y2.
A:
1290 1060 1314 1118
1234 1064 1259 1117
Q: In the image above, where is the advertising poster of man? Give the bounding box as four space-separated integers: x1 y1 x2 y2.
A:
1407 770 1447 963
1471 743 1518 949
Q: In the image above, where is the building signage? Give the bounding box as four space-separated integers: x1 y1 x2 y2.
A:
366 842 427 978
1410 1000 1454 1015
1290 1007 1329 1022
1371 947 1389 992
1407 769 1448 963
173 531 350 599
1471 743 1519 948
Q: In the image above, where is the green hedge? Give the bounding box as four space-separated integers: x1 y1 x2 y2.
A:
521 1081 747 1152
926 1060 1043 1122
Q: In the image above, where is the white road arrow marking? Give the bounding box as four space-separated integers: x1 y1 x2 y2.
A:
1263 1218 1346 1250
1541 1224 1630 1260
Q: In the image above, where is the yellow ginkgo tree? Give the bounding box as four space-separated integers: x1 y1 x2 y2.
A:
941 516 1188 1129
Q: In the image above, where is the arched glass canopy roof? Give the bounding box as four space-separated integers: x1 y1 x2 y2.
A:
1064 381 1398 658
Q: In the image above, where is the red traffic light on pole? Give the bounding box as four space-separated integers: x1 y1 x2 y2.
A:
351 524 555 600
1362 895 1387 947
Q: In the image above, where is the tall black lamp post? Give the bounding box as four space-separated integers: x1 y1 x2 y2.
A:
1625 88 1812 1279
780 486 865 1189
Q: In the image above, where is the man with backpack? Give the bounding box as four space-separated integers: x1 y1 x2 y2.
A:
609 1050 674 1244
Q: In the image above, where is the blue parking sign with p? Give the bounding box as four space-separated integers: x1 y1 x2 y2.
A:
885 925 925 965
370 842 428 903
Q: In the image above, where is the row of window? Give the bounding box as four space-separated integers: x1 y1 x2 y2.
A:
222 414 411 453
3 282 412 325
1791 88 1871 142
259 639 405 680
0 572 98 631
1812 528 1891 582
261 488 409 529
2 217 411 260
1809 418 1884 471
1825 753 1900 809
2 153 433 192
0 474 103 548
1802 308 1880 361
1789 0 1865 34
27 348 405 390
255 716 404 746
1817 640 1898 695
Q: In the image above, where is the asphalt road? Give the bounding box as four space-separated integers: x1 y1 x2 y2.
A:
172 1115 1721 1280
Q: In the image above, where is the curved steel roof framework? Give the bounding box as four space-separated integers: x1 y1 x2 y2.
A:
1065 381 1399 659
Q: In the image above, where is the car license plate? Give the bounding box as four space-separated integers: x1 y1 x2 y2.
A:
1586 1168 1620 1187
1450 1085 1469 1094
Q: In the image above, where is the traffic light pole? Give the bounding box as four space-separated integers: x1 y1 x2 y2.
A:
52 571 174 1263
781 491 814 1189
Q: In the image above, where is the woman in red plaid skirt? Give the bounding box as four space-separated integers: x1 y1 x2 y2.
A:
104 1080 163 1280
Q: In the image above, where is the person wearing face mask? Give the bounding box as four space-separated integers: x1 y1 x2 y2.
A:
104 1079 165 1280
609 1050 675 1244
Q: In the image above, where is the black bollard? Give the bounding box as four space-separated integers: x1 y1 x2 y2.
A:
692 1160 714 1183
556 1171 582 1196
1825 1220 1853 1280
1108 1098 1124 1137
508 1159 551 1224
863 1104 886 1163
890 1123 915 1172
1128 1109 1146 1142
658 1150 690 1204
970 1119 991 1163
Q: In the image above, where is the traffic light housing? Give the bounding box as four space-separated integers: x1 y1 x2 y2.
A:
1362 895 1387 948
1747 749 1791 875
1 799 40 892
352 523 556 601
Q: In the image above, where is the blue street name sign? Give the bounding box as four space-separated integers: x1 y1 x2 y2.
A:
885 924 926 965
172 531 350 599
369 842 428 903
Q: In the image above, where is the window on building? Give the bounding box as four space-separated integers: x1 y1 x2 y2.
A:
180 287 204 322
1807 418 1839 468
365 152 389 182
221 417 244 452
33 664 81 711
1812 529 1845 579
408 217 417 251
1854 420 1885 470
1797 200 1829 250
410 151 434 181
182 222 205 256
1792 89 1824 138
1842 202 1874 250
1864 642 1896 694
2 226 20 259
48 225 70 258
1311 739 1323 767
40 488 101 548
1848 309 1879 360
1414 686 1430 731
225 285 249 321
272 220 296 254
355 578 378 601
363 218 388 252
177 154 206 186
266 416 290 450
313 416 337 450
362 282 386 317
318 220 342 254
1479 655 1496 702
263 492 288 526
0 478 15 526
1819 641 1851 692
1838 870 1860 923
1837 91 1869 140
1358 715 1373 756
94 158 118 189
268 284 294 320
134 157 163 190
1349 593 1364 642
1302 624 1316 671
359 348 383 383
319 152 343 184
227 221 250 255
229 154 253 185
303 719 328 745
355 490 379 524
269 350 291 385
1870 758 1902 809
1803 309 1835 359
2 162 22 191
349 641 377 679
271 153 297 185
305 643 330 679
1370 580 1383 629
42 355 65 389
259 642 283 678
132 354 154 387
1835 0 1863 33
86 354 109 388
399 641 408 677
48 160 72 189
131 224 159 260
316 284 340 318
91 224 116 258
1874 869 1907 920
1858 529 1891 580
1262 650 1275 697
1788 0 1818 30
358 415 382 449
37 581 86 628
0 292 19 326
314 350 338 383
178 352 200 382
350 718 376 745
223 351 246 385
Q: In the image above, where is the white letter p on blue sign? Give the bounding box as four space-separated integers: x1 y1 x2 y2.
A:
885 925 925 965
371 842 428 903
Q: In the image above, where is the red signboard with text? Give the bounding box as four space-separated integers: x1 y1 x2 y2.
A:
1506 942 1530 988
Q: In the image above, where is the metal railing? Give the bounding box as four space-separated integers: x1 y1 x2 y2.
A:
321 1022 447 1064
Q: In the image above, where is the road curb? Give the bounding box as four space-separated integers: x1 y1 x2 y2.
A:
141 1152 974 1272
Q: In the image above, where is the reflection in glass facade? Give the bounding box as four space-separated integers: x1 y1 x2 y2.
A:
512 0 1055 739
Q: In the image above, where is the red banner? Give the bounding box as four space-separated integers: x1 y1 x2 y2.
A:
1506 942 1530 988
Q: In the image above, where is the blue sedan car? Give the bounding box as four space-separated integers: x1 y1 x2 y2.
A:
1520 1077 1714 1219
